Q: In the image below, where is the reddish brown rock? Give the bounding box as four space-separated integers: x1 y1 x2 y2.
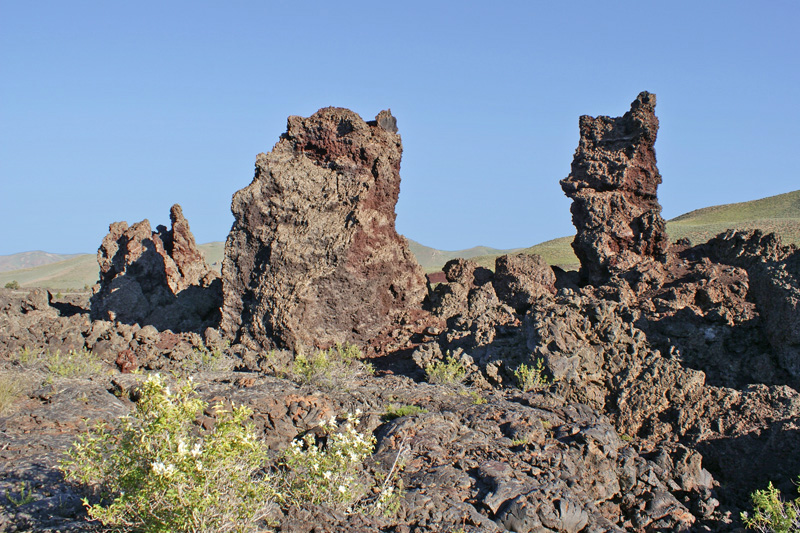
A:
220 108 429 352
90 204 222 332
561 92 669 285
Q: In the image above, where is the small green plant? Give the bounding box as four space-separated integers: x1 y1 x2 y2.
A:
0 373 26 414
5 481 35 506
620 433 633 442
291 344 373 388
184 346 232 373
741 477 800 532
383 404 428 421
14 347 104 378
469 390 487 405
16 347 38 365
4 280 20 289
513 359 551 392
46 348 104 377
425 356 467 386
61 374 274 532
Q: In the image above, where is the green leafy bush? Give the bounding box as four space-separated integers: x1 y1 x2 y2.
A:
4 280 20 289
742 477 800 532
425 355 467 385
61 374 403 530
513 359 550 392
61 374 274 532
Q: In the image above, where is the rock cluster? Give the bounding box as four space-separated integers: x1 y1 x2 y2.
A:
220 108 429 353
90 204 222 332
560 91 670 285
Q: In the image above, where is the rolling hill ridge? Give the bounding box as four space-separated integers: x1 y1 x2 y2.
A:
2 189 798 290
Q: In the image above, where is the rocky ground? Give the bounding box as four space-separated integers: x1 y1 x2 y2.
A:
1 235 799 533
2 95 799 532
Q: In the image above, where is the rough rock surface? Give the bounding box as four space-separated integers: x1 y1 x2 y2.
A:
221 108 429 353
90 204 222 332
493 253 557 313
560 92 669 285
704 230 800 380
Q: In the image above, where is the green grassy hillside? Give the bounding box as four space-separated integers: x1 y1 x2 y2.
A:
466 190 800 272
667 189 800 246
471 236 578 271
2 190 798 288
0 254 98 290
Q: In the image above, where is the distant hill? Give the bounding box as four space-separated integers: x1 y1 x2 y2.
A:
2 190 798 289
407 240 520 273
0 251 83 273
0 243 225 291
470 236 578 272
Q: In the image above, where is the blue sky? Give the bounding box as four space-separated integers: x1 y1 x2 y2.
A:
1 1 798 255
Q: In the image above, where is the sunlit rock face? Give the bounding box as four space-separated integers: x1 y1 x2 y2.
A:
220 107 428 352
561 91 669 285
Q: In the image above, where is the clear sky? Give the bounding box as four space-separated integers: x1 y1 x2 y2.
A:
1 1 798 255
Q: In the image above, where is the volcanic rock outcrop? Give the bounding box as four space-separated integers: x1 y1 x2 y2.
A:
90 204 222 332
561 91 669 285
705 230 800 380
221 108 429 352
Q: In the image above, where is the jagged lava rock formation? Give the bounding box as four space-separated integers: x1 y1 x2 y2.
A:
90 204 222 332
221 108 429 352
560 91 669 285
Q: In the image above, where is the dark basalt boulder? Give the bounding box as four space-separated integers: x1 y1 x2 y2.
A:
493 253 557 313
561 92 669 286
220 108 429 353
90 204 222 332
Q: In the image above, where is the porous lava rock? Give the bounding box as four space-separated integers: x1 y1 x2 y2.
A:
90 204 222 332
705 230 800 380
221 108 429 352
493 253 557 313
561 92 670 285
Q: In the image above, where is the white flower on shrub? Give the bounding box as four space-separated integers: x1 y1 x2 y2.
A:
152 461 175 477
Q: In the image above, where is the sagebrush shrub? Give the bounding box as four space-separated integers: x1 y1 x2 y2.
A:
425 355 467 385
291 343 374 388
514 359 550 392
0 372 26 414
15 347 104 378
61 374 274 532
